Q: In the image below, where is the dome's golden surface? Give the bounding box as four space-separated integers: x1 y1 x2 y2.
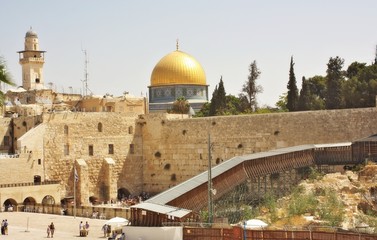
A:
150 50 206 86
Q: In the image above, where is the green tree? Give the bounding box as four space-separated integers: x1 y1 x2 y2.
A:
195 102 210 117
216 76 227 114
241 60 262 111
0 57 15 106
287 56 299 111
170 96 190 114
306 76 326 110
298 77 311 111
208 76 227 116
222 95 245 115
209 85 218 116
356 64 377 107
342 76 368 108
275 93 288 111
346 61 366 79
326 56 344 109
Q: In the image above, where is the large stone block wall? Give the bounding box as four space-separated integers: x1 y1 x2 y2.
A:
141 108 377 194
41 112 143 203
4 106 377 206
0 154 44 184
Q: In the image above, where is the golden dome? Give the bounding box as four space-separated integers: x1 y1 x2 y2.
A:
150 50 206 86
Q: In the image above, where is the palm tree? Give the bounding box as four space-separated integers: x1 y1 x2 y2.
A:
0 57 16 106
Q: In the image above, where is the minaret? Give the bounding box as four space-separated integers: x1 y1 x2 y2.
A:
17 27 46 90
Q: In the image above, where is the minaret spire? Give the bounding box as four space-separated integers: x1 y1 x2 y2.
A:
176 39 179 51
18 28 46 90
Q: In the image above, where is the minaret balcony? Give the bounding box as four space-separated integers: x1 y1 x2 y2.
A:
19 58 45 64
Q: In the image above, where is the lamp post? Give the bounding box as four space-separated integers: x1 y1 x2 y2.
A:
207 133 213 225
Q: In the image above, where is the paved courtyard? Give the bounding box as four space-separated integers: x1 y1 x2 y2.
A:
0 211 109 240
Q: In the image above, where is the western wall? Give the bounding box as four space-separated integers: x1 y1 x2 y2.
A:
1 106 377 205
141 107 377 194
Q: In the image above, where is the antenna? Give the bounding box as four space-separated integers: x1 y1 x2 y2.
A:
81 48 89 96
375 45 377 65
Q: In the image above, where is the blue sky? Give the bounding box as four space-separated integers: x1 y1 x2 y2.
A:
1 0 377 107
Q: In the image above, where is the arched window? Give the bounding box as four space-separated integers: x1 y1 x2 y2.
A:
98 122 103 132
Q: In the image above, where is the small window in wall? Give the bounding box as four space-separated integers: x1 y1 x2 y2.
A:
3 136 9 146
38 159 41 165
64 144 69 156
64 125 69 135
108 144 114 154
128 126 133 134
98 123 103 132
130 144 135 154
89 145 94 156
35 78 40 83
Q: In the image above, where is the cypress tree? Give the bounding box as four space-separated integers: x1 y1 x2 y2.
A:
216 76 226 114
286 56 299 111
298 77 311 111
326 56 344 109
209 85 218 116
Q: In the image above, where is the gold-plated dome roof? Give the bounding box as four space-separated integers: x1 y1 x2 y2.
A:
150 50 206 86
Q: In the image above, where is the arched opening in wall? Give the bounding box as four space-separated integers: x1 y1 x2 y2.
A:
34 175 41 185
23 197 36 205
42 195 55 205
23 197 36 212
61 197 74 208
3 199 17 212
98 122 103 132
89 196 99 205
117 188 131 201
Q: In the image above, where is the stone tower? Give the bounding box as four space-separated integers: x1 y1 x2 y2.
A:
17 27 46 90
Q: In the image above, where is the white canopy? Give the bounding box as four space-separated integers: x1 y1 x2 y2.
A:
244 219 268 229
105 217 129 228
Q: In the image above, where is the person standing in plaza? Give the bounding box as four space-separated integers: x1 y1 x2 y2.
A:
49 222 55 238
1 220 4 235
85 221 90 235
47 225 51 238
4 219 8 235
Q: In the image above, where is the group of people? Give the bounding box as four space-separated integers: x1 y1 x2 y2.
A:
79 221 90 237
1 219 8 235
102 224 125 240
46 222 55 238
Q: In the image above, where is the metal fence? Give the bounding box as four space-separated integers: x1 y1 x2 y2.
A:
182 227 377 240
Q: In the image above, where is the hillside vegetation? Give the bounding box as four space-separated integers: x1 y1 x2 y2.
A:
256 164 377 233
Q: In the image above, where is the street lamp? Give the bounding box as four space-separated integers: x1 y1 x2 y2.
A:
208 133 213 225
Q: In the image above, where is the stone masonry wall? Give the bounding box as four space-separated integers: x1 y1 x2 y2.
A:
41 112 143 203
141 107 377 194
